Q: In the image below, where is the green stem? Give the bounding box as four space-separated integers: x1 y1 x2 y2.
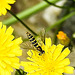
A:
7 10 37 36
45 11 75 32
44 0 69 9
3 0 60 25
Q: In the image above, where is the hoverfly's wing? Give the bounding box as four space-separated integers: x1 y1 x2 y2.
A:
21 41 36 50
21 41 37 57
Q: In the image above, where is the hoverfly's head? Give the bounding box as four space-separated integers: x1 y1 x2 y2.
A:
38 49 45 56
37 46 45 55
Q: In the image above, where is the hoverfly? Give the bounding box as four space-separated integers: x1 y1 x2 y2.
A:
26 32 45 55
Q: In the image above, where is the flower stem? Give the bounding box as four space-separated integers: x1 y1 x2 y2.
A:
3 0 60 26
7 10 38 36
45 11 75 32
43 0 69 9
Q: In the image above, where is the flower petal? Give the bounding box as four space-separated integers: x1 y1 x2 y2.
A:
53 44 64 61
0 0 15 16
45 38 51 48
64 66 74 74
56 48 70 61
56 58 70 68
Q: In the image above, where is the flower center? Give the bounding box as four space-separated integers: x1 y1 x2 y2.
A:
45 62 56 72
49 67 55 72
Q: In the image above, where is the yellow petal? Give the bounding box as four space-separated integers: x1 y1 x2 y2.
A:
56 48 70 61
0 0 15 16
57 58 70 68
45 38 51 48
0 22 2 28
0 22 22 75
6 26 14 35
7 0 16 4
64 66 74 74
27 50 33 57
13 37 23 45
55 68 64 74
21 61 40 72
53 44 64 61
50 72 60 75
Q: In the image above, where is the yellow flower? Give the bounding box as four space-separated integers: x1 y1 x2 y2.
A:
0 22 22 75
0 0 15 16
57 31 70 46
21 38 74 75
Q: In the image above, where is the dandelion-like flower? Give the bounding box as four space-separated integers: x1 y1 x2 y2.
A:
57 31 70 46
21 38 74 75
0 22 22 75
0 0 15 16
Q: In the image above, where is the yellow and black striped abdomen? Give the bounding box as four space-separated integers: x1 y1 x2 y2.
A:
26 32 45 54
